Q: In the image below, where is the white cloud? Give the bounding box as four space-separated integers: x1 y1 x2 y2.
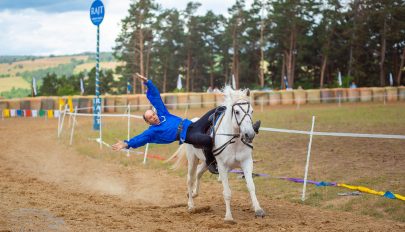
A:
0 0 253 56
0 0 130 56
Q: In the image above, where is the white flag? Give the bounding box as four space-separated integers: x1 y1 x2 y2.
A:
32 77 37 96
80 78 85 94
389 73 393 86
176 75 182 90
283 76 289 89
32 110 38 117
338 72 342 87
232 74 236 89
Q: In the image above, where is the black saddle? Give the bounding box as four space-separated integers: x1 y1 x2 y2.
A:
208 106 226 126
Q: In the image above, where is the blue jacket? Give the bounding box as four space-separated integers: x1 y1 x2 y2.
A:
125 80 192 149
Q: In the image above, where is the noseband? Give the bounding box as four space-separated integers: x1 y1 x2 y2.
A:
212 101 253 156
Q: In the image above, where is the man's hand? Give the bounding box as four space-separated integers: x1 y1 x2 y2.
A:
136 73 148 83
112 140 128 151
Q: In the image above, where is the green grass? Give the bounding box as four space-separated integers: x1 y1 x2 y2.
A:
0 76 30 92
65 102 405 222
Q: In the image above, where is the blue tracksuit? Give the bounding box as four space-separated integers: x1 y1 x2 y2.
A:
125 80 192 149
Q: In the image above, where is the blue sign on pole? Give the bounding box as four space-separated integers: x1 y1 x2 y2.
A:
90 0 105 26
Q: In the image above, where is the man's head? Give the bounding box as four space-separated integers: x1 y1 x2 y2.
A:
143 109 160 125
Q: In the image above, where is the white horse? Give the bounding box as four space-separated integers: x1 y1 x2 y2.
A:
170 86 265 222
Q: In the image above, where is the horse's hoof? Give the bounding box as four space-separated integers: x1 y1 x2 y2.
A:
187 207 195 213
255 209 266 218
224 218 236 224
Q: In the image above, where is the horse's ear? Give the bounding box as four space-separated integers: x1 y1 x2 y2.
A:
246 88 250 97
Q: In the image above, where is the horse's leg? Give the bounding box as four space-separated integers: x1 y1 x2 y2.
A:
240 157 265 218
187 151 199 211
192 161 207 198
218 162 233 221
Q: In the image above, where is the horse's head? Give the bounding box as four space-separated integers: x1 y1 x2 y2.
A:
223 86 255 143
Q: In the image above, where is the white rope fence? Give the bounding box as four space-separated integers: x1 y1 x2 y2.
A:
260 127 405 140
259 120 405 201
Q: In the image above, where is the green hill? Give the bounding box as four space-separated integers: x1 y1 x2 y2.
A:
0 53 122 98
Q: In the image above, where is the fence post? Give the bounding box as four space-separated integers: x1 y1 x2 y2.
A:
302 116 316 202
261 97 264 112
68 105 73 128
69 106 78 145
143 143 149 164
58 104 68 138
184 101 189 118
57 105 63 136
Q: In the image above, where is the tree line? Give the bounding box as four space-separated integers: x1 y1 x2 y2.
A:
38 68 119 96
114 0 405 93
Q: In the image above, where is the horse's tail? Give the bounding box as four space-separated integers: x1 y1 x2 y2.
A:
164 144 187 170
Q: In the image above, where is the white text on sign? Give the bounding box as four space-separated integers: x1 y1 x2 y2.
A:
91 6 104 16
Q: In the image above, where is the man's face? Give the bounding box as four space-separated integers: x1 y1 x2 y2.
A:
144 110 160 125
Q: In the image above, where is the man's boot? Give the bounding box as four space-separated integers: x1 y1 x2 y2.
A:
203 149 218 174
253 120 261 134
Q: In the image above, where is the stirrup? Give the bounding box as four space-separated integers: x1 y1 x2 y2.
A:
206 161 219 174
253 120 261 134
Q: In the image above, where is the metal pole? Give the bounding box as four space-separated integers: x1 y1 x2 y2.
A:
94 24 101 131
302 116 316 202
99 108 102 150
127 104 130 157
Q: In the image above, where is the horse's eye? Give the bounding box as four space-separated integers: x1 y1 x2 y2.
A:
235 110 240 115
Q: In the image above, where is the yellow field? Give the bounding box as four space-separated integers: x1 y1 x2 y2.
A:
73 61 124 73
0 76 31 92
0 55 88 77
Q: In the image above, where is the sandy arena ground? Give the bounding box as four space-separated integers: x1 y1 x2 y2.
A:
1 119 404 231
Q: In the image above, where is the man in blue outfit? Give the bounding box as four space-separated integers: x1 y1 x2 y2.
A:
112 73 260 174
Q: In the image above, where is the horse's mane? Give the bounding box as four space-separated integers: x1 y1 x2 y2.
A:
221 85 250 106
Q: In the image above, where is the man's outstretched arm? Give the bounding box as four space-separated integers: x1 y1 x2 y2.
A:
136 73 169 115
112 129 152 151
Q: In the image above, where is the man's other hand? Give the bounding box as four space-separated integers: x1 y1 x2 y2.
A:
112 140 128 151
136 73 148 82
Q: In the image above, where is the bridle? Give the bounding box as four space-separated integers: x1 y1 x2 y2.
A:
232 102 252 127
212 101 254 156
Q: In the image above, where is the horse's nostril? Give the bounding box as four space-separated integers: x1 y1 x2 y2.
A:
245 133 248 138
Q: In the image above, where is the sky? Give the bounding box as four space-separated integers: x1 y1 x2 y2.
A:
0 0 252 56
